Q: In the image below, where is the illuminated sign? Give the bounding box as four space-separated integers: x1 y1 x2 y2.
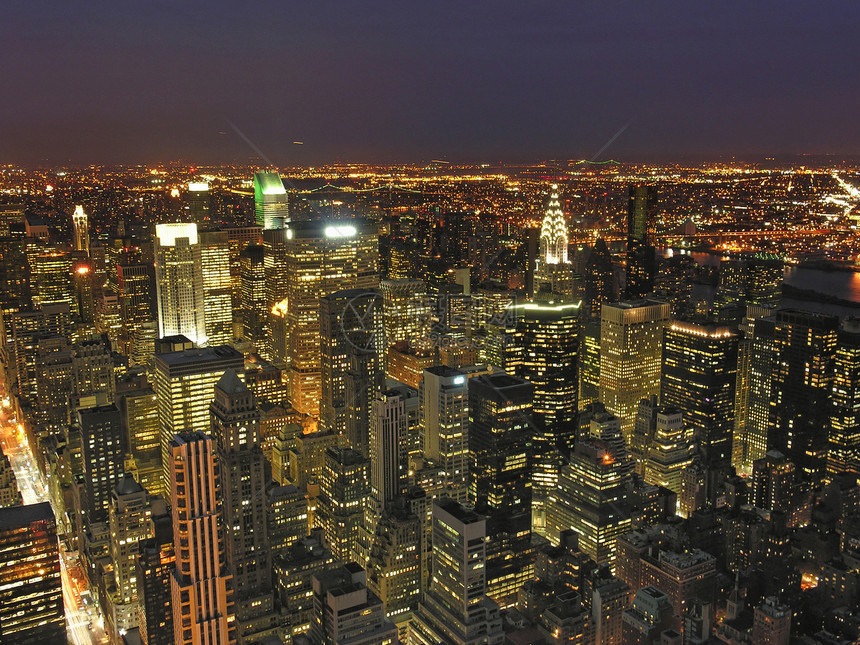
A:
324 225 357 238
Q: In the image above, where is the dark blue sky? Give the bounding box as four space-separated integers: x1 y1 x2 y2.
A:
2 1 858 165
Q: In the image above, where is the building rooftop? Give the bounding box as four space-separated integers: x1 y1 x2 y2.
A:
0 501 55 530
215 369 248 395
156 345 243 368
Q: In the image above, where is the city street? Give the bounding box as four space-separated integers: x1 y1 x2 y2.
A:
0 398 108 645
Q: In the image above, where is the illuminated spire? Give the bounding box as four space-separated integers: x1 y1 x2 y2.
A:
539 184 567 265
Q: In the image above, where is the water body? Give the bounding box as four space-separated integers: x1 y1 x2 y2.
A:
663 250 860 319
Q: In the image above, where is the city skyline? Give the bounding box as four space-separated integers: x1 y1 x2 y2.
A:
2 2 859 165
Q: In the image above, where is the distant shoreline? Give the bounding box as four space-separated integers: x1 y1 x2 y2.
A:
781 283 860 309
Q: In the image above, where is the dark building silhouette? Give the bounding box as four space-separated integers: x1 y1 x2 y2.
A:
625 185 657 300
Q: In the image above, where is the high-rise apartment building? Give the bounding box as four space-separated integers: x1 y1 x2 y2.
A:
153 345 244 498
599 299 671 438
169 432 237 645
136 504 175 645
209 370 276 643
752 596 791 645
409 499 504 645
154 223 207 347
0 503 65 645
661 321 738 475
625 185 657 300
199 230 234 346
254 171 288 230
420 366 470 504
282 220 379 415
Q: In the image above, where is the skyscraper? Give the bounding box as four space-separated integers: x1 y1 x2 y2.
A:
78 403 124 527
186 182 210 224
661 321 738 481
599 299 671 438
420 366 470 504
534 184 576 300
0 503 65 645
770 309 839 477
828 318 860 477
584 237 615 319
380 279 431 348
506 298 580 534
409 499 504 645
154 223 207 347
642 407 696 503
117 369 162 495
72 204 90 255
169 432 237 645
370 389 410 511
153 345 244 498
625 185 657 300
117 260 154 356
254 171 289 230
199 230 234 347
281 219 379 415
240 244 267 350
468 373 534 607
316 447 370 564
210 370 276 643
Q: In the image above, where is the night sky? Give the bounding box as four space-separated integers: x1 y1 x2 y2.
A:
2 1 858 166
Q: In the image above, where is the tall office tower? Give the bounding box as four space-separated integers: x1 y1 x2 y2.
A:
409 499 504 645
0 503 65 645
310 564 398 645
584 237 614 319
533 184 576 299
661 321 739 479
136 504 175 645
655 254 697 318
0 233 31 311
642 408 695 501
380 278 430 347
28 248 77 315
117 369 163 495
199 230 234 346
319 288 383 439
72 204 91 255
224 226 263 305
366 504 422 635
751 450 802 517
266 482 308 555
770 310 839 477
73 335 116 401
186 182 211 224
547 438 631 568
716 256 783 310
253 171 288 230
153 345 244 498
737 307 779 473
117 260 154 354
33 335 74 439
130 321 158 368
73 259 95 324
209 370 276 643
624 185 657 300
316 447 370 564
732 304 775 474
507 298 580 534
468 373 534 608
599 299 671 438
154 223 207 347
78 403 124 527
630 396 659 476
370 389 409 511
828 319 860 477
239 244 267 349
420 366 470 503
282 220 379 415
169 432 237 645
108 474 153 634
621 586 678 644
752 597 791 645
579 319 601 410
0 202 26 236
